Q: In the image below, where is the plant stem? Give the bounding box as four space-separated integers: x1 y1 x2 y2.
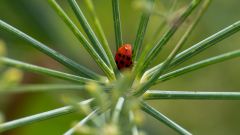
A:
134 0 211 96
67 0 111 68
143 91 240 100
112 0 123 51
129 110 138 135
0 84 111 93
132 0 154 64
0 57 105 85
133 20 167 82
111 96 125 125
140 100 192 135
47 0 115 81
63 109 100 135
64 101 111 135
145 19 240 80
0 99 94 133
154 49 240 85
0 20 103 80
143 0 212 81
85 0 120 78
137 0 201 79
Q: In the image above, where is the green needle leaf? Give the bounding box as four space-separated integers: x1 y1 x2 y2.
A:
111 96 125 125
0 99 94 133
47 0 115 81
132 0 154 64
64 101 111 135
64 108 100 135
112 0 123 51
67 0 111 68
0 57 105 85
133 20 167 82
0 20 103 81
129 110 139 135
154 49 240 85
85 0 120 78
137 0 201 79
140 100 192 135
144 19 240 80
143 90 240 100
134 0 212 97
0 84 111 93
133 0 202 99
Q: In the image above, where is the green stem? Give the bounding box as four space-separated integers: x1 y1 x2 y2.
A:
65 101 111 135
132 0 154 64
140 100 192 135
129 110 138 135
134 0 209 97
143 0 212 81
112 0 123 51
145 20 240 81
133 20 167 82
0 99 94 133
154 49 240 85
0 20 103 80
47 0 115 81
0 57 105 85
143 90 240 100
63 108 100 135
111 96 125 125
67 0 111 69
137 0 201 79
0 84 111 93
85 0 120 78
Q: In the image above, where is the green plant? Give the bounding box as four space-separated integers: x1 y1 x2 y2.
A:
0 0 240 134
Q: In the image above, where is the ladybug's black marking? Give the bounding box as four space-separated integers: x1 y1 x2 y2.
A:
127 56 130 60
120 60 124 65
118 53 121 57
123 55 125 58
125 65 130 68
131 61 132 64
115 60 118 64
118 66 120 70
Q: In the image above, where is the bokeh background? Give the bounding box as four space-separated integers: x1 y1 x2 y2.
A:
0 0 240 135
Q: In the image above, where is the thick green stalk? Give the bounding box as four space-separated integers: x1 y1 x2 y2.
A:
0 84 111 93
137 0 201 79
144 19 240 80
47 0 115 81
111 96 125 125
132 0 154 64
154 49 240 84
112 0 123 51
0 57 105 85
85 0 120 78
140 100 192 135
0 99 94 132
143 90 240 100
67 0 111 68
0 20 103 80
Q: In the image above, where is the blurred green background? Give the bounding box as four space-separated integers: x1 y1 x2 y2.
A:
0 0 240 134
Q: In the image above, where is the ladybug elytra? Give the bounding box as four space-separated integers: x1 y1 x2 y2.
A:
115 44 132 71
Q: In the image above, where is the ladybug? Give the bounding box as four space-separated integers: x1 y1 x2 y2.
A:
115 44 132 71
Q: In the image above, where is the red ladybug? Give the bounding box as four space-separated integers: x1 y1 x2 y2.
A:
115 44 132 71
